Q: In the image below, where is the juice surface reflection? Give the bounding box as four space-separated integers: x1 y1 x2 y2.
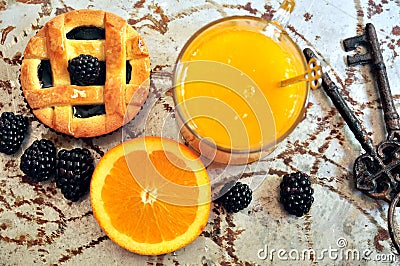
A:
175 20 307 151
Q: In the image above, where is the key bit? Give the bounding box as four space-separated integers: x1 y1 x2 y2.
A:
344 23 400 137
343 30 372 66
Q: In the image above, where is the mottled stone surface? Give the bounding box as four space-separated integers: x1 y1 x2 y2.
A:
1 0 400 265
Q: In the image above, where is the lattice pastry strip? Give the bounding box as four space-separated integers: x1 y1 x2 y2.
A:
21 9 150 138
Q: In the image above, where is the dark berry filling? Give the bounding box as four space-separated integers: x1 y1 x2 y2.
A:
66 26 105 40
38 60 53 88
126 60 132 84
98 61 106 85
73 104 106 118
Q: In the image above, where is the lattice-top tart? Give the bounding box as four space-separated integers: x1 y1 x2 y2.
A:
21 9 150 138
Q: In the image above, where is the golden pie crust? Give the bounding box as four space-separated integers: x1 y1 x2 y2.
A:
21 9 150 138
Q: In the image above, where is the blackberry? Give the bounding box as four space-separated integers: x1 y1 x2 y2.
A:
217 182 252 213
280 172 314 217
68 54 100 86
20 139 57 182
0 112 29 155
55 148 94 201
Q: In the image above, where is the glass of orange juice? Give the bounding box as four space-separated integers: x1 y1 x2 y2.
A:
173 0 308 164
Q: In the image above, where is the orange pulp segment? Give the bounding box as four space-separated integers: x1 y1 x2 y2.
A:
90 136 211 255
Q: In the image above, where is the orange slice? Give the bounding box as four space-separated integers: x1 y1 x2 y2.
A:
90 136 211 255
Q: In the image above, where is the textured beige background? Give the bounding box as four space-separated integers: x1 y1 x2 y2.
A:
1 0 400 265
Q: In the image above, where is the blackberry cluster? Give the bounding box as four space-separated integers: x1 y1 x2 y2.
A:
20 139 57 182
0 112 29 155
280 172 314 217
20 139 95 202
217 182 252 213
55 148 94 202
68 54 100 86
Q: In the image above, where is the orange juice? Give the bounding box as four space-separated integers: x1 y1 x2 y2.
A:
174 17 308 161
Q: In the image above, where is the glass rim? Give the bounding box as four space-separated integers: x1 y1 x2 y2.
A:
172 15 310 155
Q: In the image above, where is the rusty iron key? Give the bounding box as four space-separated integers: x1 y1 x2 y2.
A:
304 37 400 253
302 48 385 201
343 23 400 254
303 48 375 153
343 23 400 139
344 23 400 203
